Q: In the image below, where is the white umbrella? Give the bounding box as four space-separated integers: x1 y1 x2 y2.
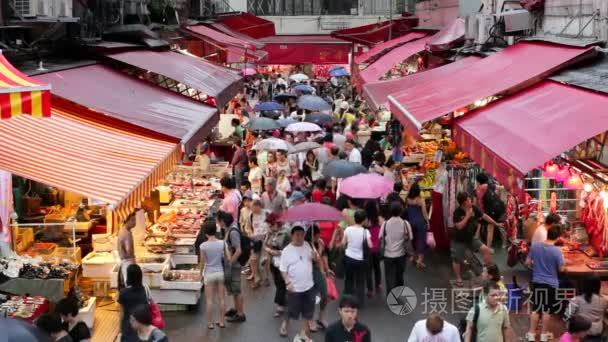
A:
253 138 293 152
289 73 309 82
285 122 323 133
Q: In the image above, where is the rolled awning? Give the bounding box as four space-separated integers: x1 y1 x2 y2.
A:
355 32 427 64
362 56 481 112
106 50 243 108
258 35 352 65
0 53 51 118
454 81 608 193
36 64 218 152
0 107 180 220
358 35 433 84
388 42 596 134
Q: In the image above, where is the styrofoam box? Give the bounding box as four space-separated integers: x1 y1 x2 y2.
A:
149 288 201 305
79 297 96 329
160 265 201 291
109 264 163 289
82 252 118 278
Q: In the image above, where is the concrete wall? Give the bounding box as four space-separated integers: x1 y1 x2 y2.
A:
415 0 460 27
262 15 396 34
541 0 608 41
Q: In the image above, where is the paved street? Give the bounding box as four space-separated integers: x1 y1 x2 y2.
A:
162 250 532 341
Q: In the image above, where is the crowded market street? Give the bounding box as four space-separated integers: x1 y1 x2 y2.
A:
2 3 608 342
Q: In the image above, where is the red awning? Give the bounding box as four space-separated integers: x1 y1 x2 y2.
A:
331 17 419 46
359 35 433 84
258 35 352 65
426 18 465 52
36 64 218 152
0 107 180 220
388 42 595 133
362 56 481 112
355 32 427 64
454 81 608 193
106 50 242 107
215 12 276 39
225 46 268 64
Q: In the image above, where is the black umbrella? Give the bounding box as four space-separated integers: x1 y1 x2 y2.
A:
274 93 297 102
304 113 334 128
1 318 53 342
260 110 282 120
322 160 367 179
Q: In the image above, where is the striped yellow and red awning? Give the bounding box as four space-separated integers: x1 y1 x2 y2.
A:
0 53 51 119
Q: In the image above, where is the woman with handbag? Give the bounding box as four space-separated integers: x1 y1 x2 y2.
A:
264 213 291 336
405 183 431 269
364 200 382 297
340 210 372 307
199 221 230 329
129 305 169 342
118 264 148 342
379 202 413 295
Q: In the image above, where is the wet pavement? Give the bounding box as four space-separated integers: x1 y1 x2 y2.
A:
162 250 532 341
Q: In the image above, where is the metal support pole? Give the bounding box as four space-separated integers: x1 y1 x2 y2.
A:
388 0 393 40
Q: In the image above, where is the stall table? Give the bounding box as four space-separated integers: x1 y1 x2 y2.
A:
562 251 608 279
0 277 70 303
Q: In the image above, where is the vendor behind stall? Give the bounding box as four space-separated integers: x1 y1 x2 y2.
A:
118 212 136 288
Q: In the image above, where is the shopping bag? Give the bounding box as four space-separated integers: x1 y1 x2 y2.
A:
426 231 436 249
145 286 165 329
326 276 338 302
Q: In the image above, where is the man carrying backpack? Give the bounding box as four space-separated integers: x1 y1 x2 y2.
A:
464 282 512 342
475 173 506 254
217 210 250 323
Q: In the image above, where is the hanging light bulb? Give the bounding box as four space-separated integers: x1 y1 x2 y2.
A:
556 166 571 183
583 183 594 193
565 173 583 190
543 162 559 178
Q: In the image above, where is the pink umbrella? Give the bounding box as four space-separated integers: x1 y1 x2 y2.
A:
340 173 394 199
241 67 256 76
281 203 343 222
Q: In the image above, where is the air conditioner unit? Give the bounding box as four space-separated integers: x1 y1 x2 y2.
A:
54 0 73 17
13 0 73 17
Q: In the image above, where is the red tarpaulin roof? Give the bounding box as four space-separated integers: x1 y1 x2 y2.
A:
0 107 180 219
331 17 419 46
454 81 608 193
215 12 276 39
211 23 265 49
185 25 263 50
426 18 465 52
388 42 595 133
355 31 427 64
359 35 433 84
362 56 481 112
106 50 242 107
258 35 352 65
36 64 218 152
185 25 267 63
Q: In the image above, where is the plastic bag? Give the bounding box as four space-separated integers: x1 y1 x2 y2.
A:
326 276 338 302
426 231 436 249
